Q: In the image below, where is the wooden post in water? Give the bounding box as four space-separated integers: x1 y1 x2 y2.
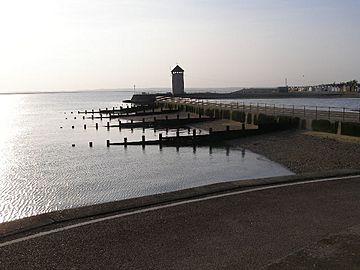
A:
91 115 94 120
154 117 156 122
124 137 127 146
193 129 196 138
159 133 162 144
85 110 87 114
209 128 213 134
142 135 145 146
242 123 245 130
177 114 179 120
176 129 180 138
107 122 110 129
188 113 190 119
165 115 168 121
226 125 230 131
89 142 93 147
84 124 87 130
95 123 98 130
142 118 145 123
106 140 110 147
83 116 85 120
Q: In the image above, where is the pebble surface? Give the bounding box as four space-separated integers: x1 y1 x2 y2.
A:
229 130 360 174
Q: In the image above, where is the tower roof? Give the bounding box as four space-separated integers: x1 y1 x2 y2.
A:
171 65 184 73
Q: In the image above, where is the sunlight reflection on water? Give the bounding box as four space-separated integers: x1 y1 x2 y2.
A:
0 92 293 223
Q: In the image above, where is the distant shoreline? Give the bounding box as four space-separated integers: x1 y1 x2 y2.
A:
177 91 360 99
1 89 359 99
0 89 134 95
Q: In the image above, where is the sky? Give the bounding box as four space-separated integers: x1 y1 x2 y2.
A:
0 0 359 92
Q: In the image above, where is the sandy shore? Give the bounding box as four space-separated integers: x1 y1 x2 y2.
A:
228 130 360 174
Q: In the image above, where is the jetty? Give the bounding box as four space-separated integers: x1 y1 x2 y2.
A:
155 96 360 137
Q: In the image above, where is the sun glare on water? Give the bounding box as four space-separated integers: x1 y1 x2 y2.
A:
0 95 24 221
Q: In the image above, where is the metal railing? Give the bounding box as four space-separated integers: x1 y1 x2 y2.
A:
158 97 360 123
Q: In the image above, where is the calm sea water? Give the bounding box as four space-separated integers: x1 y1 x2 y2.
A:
0 91 296 223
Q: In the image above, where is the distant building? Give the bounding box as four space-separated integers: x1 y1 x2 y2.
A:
171 65 185 95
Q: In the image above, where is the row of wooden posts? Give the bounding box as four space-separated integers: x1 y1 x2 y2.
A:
105 128 197 147
83 123 245 148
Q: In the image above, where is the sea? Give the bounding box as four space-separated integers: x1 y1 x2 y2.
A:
1 90 357 223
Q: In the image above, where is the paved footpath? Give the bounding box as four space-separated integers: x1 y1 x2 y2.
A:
1 176 360 269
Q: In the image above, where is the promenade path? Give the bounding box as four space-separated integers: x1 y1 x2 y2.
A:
160 97 360 123
1 175 360 269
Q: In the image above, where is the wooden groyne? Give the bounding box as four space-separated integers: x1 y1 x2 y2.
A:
107 116 213 129
108 128 259 147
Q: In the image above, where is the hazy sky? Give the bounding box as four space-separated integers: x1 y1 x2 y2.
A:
0 0 359 92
